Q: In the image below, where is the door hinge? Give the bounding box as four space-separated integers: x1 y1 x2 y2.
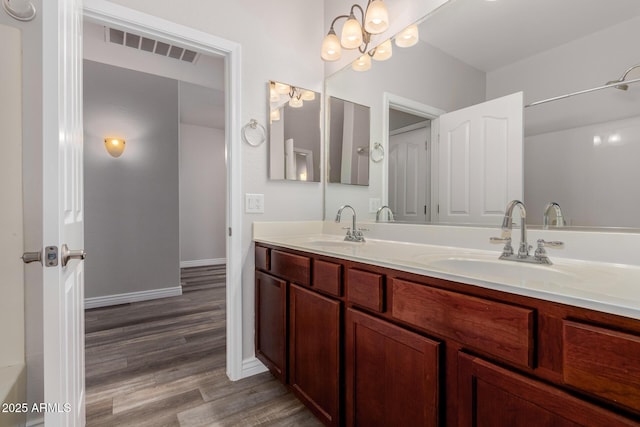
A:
228 227 232 237
424 205 427 214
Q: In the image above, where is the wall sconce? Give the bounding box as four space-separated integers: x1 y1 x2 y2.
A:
104 137 126 158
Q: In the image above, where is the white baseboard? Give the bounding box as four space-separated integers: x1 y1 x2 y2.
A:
85 286 182 309
239 356 268 379
180 258 226 268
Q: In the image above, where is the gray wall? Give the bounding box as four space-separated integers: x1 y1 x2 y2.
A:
179 123 226 263
84 60 180 298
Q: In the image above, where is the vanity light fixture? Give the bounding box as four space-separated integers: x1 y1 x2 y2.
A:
321 0 389 62
104 137 125 158
270 82 312 109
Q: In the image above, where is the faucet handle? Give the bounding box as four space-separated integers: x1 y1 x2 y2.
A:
537 239 564 248
490 236 514 257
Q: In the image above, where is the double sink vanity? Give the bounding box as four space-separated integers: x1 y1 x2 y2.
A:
253 220 640 426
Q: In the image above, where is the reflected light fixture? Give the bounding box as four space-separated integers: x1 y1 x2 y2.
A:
104 137 125 158
352 54 372 72
270 108 281 122
321 0 389 62
395 24 419 47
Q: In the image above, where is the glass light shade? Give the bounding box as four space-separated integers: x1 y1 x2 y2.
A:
274 82 291 95
364 0 389 34
104 138 125 158
372 39 393 61
395 24 419 48
341 15 363 49
270 108 281 121
289 97 304 108
269 84 280 102
321 30 341 61
301 90 316 101
352 54 371 72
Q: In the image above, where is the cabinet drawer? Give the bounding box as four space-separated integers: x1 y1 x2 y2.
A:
313 259 342 297
270 250 311 285
347 269 384 312
563 320 640 413
255 245 270 271
392 278 535 368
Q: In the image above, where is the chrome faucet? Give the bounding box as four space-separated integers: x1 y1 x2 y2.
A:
335 205 366 242
543 202 565 228
375 205 395 222
491 200 564 264
502 200 530 258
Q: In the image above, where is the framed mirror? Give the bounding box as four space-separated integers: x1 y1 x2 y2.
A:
324 0 640 228
268 80 321 182
328 96 370 185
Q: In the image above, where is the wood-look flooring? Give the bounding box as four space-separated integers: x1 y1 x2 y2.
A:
85 265 322 426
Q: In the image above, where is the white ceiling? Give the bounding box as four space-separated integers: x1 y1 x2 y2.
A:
422 0 640 72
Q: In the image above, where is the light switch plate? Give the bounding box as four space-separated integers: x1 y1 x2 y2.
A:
245 193 265 213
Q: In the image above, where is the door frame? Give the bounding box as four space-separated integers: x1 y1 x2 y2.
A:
83 0 244 380
382 93 445 211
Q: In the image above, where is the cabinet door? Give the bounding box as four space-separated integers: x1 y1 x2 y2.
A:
289 284 341 426
346 308 440 427
255 271 287 382
457 352 637 426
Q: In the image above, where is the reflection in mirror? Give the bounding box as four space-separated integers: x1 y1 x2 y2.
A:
268 80 321 182
328 96 370 185
324 0 640 229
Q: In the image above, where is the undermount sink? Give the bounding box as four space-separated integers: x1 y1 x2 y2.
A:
424 256 578 285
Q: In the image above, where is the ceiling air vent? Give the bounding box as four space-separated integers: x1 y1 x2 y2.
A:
106 27 200 64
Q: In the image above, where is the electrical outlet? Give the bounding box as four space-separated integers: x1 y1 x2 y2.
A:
369 198 381 213
245 193 265 213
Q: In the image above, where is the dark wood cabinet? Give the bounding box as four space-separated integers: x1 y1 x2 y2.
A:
289 284 341 426
255 243 640 426
345 308 440 427
255 270 287 382
457 352 637 427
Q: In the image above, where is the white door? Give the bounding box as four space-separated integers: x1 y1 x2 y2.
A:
389 124 429 222
438 92 523 224
42 0 85 425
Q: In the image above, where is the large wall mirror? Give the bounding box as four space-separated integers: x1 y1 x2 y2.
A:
328 96 370 185
324 0 640 229
269 80 321 182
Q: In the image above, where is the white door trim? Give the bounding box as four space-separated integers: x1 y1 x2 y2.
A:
82 0 244 380
382 93 445 206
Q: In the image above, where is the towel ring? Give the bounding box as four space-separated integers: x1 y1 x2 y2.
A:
242 119 266 147
371 142 384 163
3 0 37 21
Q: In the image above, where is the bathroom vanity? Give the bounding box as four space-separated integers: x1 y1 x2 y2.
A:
254 231 640 426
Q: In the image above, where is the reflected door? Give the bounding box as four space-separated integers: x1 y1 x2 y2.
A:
438 92 523 224
389 125 430 222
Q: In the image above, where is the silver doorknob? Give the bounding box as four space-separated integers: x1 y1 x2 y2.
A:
61 244 86 267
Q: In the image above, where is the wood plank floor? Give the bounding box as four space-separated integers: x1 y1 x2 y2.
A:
85 265 322 426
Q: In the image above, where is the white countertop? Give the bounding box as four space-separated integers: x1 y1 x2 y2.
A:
254 222 640 321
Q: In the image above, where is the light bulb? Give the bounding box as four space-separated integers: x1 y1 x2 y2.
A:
364 0 389 34
289 97 304 108
274 82 291 95
269 83 280 102
352 54 371 72
372 39 393 61
321 29 341 61
301 90 316 101
341 14 363 49
395 24 419 48
270 109 281 121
